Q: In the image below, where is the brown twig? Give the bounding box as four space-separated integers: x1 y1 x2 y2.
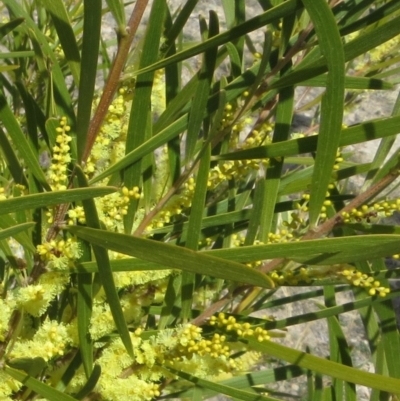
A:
192 166 400 325
80 0 149 165
260 164 400 273
46 1 149 242
191 292 233 326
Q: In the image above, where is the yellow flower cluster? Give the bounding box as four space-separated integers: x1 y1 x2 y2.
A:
110 263 172 288
209 312 270 342
70 324 236 400
85 87 132 177
147 120 273 231
348 31 400 73
228 115 251 148
267 229 295 244
95 186 141 230
369 34 400 63
339 269 390 297
0 370 21 401
333 150 344 171
270 267 312 286
301 184 335 220
217 101 272 175
89 290 149 341
220 102 237 130
146 180 193 230
341 199 400 223
10 319 72 361
15 272 69 316
36 237 82 270
161 324 237 376
151 69 166 115
48 116 72 191
67 205 85 224
173 324 230 359
72 330 161 401
0 297 16 342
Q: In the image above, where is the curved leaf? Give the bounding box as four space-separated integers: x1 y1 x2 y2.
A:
0 222 35 241
67 226 275 288
0 187 116 215
5 366 77 401
246 338 400 395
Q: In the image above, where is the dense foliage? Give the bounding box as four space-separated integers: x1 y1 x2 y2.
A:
1 1 400 400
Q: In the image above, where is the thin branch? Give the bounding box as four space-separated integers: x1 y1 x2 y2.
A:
259 165 400 274
192 166 400 325
81 0 150 165
45 1 149 242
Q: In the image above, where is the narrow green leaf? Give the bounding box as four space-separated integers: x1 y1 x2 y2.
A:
42 0 81 83
363 87 400 188
338 0 400 37
225 41 242 78
300 75 392 90
132 0 303 77
245 179 266 246
45 117 62 149
74 258 169 274
163 8 181 185
370 340 387 401
75 167 133 358
4 366 77 401
0 90 50 190
0 127 28 187
2 0 74 119
245 338 400 395
279 162 372 196
158 274 182 329
163 0 199 48
123 0 167 232
6 357 47 377
91 114 188 185
174 365 305 399
215 115 400 160
0 64 19 71
67 226 275 288
270 14 400 91
155 46 228 134
0 17 24 39
77 0 102 162
0 51 34 59
0 187 116 215
323 286 354 400
54 351 82 392
259 84 294 241
76 236 93 378
105 0 126 31
75 364 101 400
186 132 212 244
185 12 218 160
301 0 345 226
0 222 35 241
0 215 35 253
181 144 211 319
370 259 400 379
208 235 400 265
246 290 400 330
243 31 272 106
167 367 284 401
